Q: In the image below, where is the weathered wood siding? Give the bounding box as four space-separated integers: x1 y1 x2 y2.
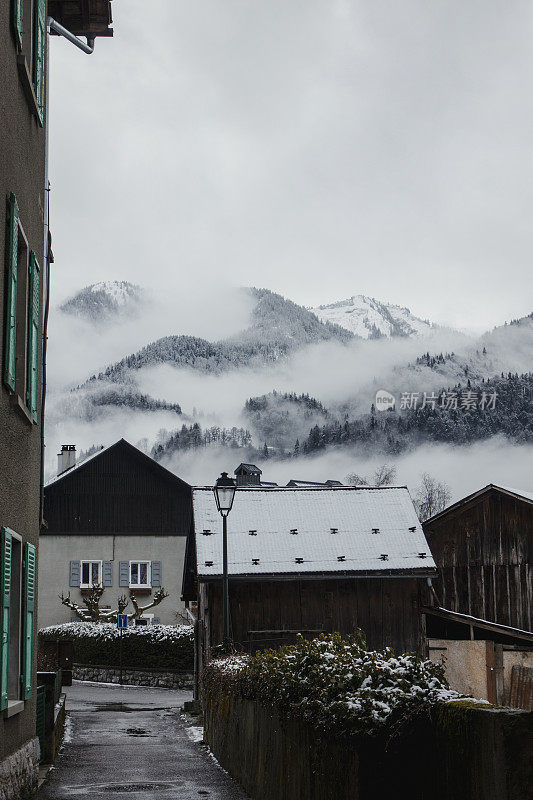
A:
44 442 192 535
206 577 427 654
425 491 533 632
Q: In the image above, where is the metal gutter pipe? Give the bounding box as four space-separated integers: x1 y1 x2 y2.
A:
39 20 96 527
47 17 95 54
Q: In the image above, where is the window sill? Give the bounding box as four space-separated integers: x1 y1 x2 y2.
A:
6 700 24 718
129 587 152 594
17 55 43 126
10 394 35 426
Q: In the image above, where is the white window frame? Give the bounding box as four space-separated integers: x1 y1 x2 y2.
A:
129 560 151 589
80 560 102 589
134 613 154 627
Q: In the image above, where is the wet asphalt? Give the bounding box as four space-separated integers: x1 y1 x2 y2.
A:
38 681 248 800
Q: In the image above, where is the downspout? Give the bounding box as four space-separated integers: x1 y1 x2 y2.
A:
39 20 96 528
47 17 95 54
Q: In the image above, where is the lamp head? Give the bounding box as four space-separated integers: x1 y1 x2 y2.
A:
214 471 236 516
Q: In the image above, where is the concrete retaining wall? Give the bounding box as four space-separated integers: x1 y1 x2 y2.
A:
204 692 532 800
73 664 194 689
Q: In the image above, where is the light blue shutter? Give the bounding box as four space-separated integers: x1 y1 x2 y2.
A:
21 542 36 700
151 561 162 587
4 194 18 392
33 0 46 122
119 562 129 587
26 252 40 423
12 0 23 50
102 561 113 587
69 561 81 587
0 528 12 711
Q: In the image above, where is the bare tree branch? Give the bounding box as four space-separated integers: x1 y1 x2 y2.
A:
59 586 169 623
128 588 169 621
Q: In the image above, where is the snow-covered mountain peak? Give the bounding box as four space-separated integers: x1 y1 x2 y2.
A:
59 280 144 323
311 294 434 339
88 280 139 306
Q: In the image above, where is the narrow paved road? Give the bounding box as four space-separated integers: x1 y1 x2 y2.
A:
39 681 248 800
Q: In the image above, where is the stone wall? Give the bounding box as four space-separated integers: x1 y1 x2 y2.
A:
204 692 532 800
73 664 194 689
0 737 40 800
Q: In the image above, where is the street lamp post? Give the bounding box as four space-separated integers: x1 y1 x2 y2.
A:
213 472 236 651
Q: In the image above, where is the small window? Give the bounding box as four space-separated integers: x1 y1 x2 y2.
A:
80 560 102 589
134 614 153 627
129 561 151 589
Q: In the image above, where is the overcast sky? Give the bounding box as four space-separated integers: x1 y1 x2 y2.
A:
48 0 533 332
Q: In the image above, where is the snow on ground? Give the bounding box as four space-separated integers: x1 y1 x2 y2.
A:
185 726 204 743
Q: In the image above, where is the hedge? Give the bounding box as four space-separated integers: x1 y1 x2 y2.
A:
39 622 194 672
203 632 467 735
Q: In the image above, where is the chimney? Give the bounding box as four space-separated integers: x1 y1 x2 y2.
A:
57 444 76 476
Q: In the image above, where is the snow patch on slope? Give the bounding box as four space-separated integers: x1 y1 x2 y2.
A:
312 295 434 339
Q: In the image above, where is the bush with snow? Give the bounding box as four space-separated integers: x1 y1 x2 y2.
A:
39 622 194 672
204 632 461 735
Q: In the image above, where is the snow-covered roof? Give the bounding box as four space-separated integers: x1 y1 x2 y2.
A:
192 486 436 578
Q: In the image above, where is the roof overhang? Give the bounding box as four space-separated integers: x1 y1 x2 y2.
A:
423 606 533 645
198 568 437 582
48 0 113 38
424 483 533 527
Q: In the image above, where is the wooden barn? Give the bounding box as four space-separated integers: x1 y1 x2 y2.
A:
40 439 192 627
182 485 437 673
423 484 533 636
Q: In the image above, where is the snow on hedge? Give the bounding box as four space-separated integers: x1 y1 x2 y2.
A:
204 632 462 734
40 621 193 643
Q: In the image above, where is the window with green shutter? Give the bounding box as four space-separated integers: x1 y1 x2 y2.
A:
21 542 36 700
4 193 18 393
0 528 13 711
26 252 40 423
33 0 46 122
12 0 23 50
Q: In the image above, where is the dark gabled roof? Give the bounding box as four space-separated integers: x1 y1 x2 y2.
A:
424 484 533 527
286 479 343 487
45 438 190 491
234 463 262 475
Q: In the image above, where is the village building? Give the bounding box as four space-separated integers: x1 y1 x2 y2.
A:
39 439 192 628
423 484 532 635
423 484 533 705
234 463 277 487
182 485 437 677
1 1 113 795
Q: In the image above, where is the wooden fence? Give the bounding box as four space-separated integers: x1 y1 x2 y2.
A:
509 665 533 710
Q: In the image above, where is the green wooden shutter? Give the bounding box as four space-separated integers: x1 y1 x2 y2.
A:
21 542 36 700
26 253 40 423
33 0 46 122
12 0 23 50
4 193 18 393
0 528 13 711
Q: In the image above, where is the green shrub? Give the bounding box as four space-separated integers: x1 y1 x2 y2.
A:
204 632 462 735
39 622 194 672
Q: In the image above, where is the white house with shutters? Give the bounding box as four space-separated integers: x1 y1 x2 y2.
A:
38 440 192 629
